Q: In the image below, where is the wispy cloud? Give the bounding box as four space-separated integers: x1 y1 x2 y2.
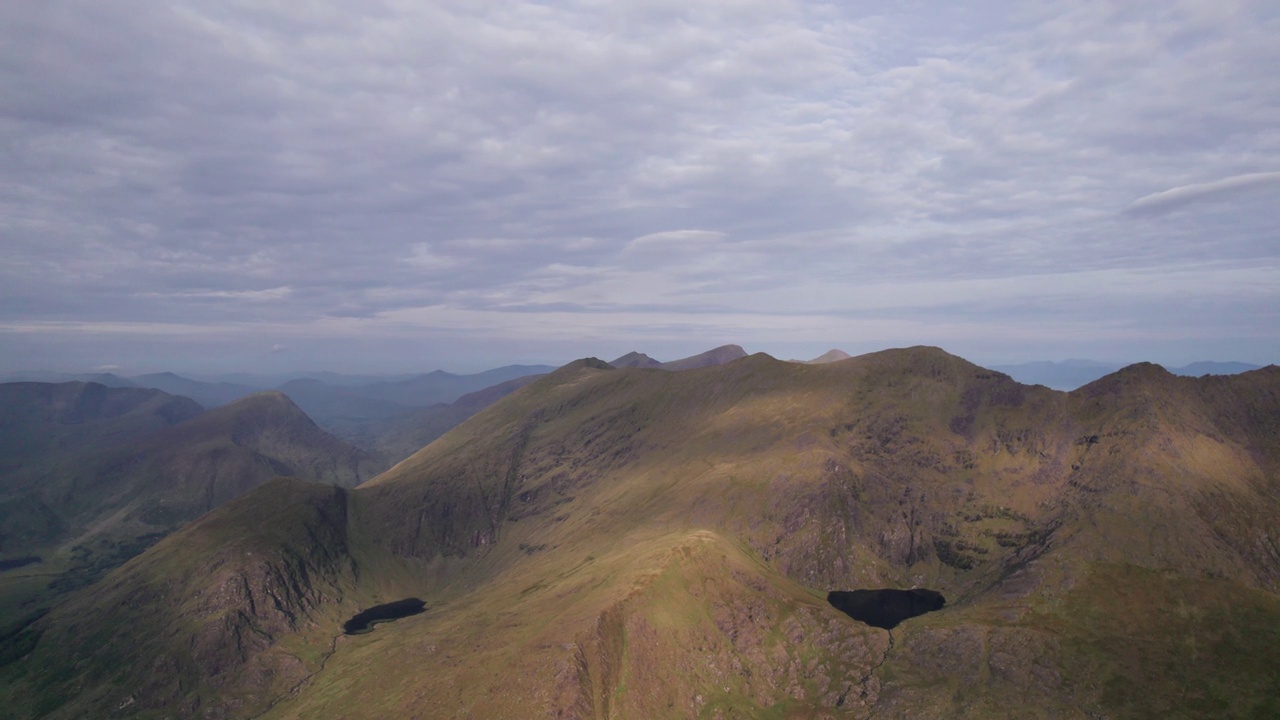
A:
141 287 296 302
1126 172 1280 215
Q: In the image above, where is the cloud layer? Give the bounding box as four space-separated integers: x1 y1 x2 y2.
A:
2 0 1278 371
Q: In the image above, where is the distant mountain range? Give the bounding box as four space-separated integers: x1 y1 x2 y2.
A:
6 354 1261 404
609 344 748 371
988 359 1263 390
0 365 559 440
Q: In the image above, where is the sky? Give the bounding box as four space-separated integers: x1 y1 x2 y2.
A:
2 0 1278 375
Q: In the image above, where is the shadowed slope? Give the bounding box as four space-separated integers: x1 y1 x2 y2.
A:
0 382 203 553
107 391 384 521
0 478 361 720
0 389 383 626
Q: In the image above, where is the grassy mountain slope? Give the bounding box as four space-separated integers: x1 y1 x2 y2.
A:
0 388 383 631
4 351 1279 719
0 382 204 552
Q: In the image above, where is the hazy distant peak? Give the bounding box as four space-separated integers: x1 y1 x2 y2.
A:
609 351 662 369
803 349 852 364
237 389 295 404
660 344 748 371
133 371 182 381
1170 361 1262 376
215 390 309 419
1121 361 1174 375
278 377 329 390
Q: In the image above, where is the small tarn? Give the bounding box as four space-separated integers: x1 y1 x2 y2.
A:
343 598 426 635
828 588 945 629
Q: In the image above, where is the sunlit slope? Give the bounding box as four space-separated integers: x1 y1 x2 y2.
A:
348 350 1280 719
358 349 1084 596
4 349 1278 719
267 528 892 719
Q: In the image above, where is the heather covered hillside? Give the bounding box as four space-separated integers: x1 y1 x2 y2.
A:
4 349 1278 719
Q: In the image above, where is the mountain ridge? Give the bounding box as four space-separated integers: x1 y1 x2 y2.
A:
4 349 1279 718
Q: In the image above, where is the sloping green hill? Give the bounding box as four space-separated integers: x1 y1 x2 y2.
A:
0 386 384 630
0 382 203 553
4 350 1278 719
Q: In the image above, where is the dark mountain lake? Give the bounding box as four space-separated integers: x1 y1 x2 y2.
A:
343 598 426 635
828 588 945 629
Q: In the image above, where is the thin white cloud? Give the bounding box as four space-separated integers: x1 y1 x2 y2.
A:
623 230 727 253
141 287 295 301
1126 172 1280 215
403 244 463 272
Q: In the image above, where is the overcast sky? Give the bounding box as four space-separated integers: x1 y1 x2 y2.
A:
2 0 1278 374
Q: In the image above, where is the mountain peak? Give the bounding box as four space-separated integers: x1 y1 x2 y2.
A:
227 389 302 410
1077 361 1174 389
799 349 852 364
609 351 662 369
660 344 748 371
547 357 615 377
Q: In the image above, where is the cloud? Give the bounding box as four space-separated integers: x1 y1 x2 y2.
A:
143 287 296 302
623 230 727 253
1 0 1278 371
1126 172 1280 215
